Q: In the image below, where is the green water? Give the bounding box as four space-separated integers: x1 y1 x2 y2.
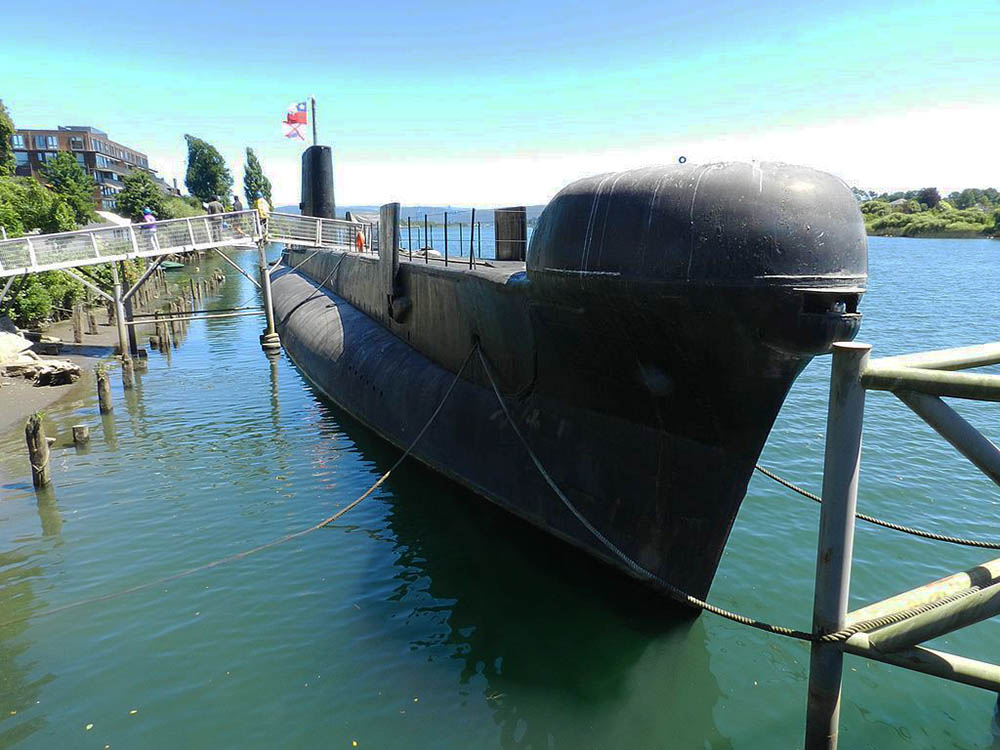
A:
1 237 998 749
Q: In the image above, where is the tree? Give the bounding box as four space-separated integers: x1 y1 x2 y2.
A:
184 134 232 203
0 100 14 177
117 169 165 220
243 147 272 207
0 177 77 235
40 152 97 224
916 187 941 209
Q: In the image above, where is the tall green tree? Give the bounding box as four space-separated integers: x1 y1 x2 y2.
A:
0 99 15 177
184 134 232 203
117 169 166 220
242 147 272 206
41 152 97 224
916 187 941 209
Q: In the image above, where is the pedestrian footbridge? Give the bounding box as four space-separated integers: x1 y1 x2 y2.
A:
0 209 366 357
0 210 361 279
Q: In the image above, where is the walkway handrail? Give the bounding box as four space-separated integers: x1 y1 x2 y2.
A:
0 210 367 279
0 210 261 278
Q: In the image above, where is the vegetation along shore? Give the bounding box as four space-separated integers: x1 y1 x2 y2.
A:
855 186 999 238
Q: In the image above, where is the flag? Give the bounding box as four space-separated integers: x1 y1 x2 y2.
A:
282 121 305 140
286 101 308 125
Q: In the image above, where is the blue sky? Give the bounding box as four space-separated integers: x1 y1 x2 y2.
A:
3 0 999 204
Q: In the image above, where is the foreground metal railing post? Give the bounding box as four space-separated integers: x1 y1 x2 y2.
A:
805 341 871 750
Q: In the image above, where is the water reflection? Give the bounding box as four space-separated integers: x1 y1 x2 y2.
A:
326 402 732 747
33 485 62 539
0 541 54 746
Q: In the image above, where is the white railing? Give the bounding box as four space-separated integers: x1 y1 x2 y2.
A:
0 211 364 278
0 210 260 278
267 212 360 251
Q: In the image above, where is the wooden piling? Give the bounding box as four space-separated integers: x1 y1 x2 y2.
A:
25 413 51 488
121 356 134 390
72 304 84 343
87 308 99 335
72 424 90 444
96 364 112 413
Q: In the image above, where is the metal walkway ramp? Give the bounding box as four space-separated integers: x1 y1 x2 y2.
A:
0 210 361 278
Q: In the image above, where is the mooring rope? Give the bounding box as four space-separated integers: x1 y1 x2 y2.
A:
8 339 982 644
475 348 979 644
754 464 1000 550
0 344 478 630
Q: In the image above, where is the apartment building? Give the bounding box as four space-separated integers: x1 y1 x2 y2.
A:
9 125 164 211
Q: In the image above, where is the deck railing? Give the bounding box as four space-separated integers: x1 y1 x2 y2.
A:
806 340 1000 749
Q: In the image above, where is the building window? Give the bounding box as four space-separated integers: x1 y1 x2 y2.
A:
10 134 25 148
15 152 29 167
34 135 47 149
46 135 57 148
69 136 84 150
76 153 86 166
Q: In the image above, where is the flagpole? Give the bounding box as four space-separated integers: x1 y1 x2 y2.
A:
311 96 317 146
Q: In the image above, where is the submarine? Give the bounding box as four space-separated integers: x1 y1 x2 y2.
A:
271 151 867 601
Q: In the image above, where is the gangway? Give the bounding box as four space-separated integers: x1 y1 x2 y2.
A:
0 210 364 356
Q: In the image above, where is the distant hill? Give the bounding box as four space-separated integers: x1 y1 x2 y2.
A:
276 204 547 224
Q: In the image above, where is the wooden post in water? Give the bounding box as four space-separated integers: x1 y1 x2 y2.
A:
407 217 412 261
121 355 134 390
444 212 449 266
87 307 98 335
72 304 84 343
72 424 90 444
25 413 51 488
96 364 112 413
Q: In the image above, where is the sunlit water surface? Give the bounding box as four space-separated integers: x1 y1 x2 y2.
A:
1 237 998 749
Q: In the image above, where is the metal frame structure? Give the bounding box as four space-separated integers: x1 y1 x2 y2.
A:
0 211 363 279
807 340 1000 749
0 210 363 354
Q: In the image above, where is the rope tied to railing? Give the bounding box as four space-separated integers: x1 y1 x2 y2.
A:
474 347 984 645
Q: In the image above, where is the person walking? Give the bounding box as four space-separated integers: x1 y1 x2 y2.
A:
231 194 245 236
206 195 224 242
141 207 159 251
254 191 272 236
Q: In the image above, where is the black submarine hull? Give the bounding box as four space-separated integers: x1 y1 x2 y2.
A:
271 161 867 601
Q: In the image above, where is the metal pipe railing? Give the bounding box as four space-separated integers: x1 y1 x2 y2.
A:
806 338 1000 749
